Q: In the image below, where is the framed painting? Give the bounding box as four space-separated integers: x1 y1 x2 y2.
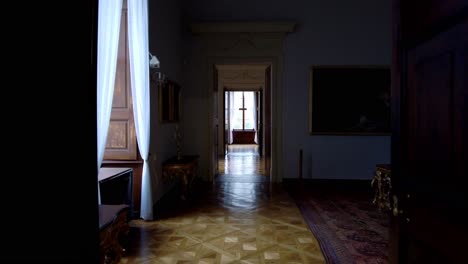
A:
159 79 181 123
308 65 391 135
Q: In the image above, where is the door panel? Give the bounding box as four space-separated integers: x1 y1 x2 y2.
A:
224 90 228 155
214 66 219 177
264 66 271 175
391 1 467 262
405 32 467 261
257 90 263 156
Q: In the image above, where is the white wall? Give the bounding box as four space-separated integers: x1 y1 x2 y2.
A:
148 0 183 203
181 0 391 180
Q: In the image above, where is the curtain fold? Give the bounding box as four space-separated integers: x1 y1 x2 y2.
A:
127 0 153 220
243 91 256 142
251 92 258 143
228 92 239 143
97 0 123 204
228 92 233 143
225 92 230 147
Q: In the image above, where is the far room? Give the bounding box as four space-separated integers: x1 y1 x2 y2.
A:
226 91 258 145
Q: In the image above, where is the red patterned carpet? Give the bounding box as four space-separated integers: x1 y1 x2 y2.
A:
284 180 389 264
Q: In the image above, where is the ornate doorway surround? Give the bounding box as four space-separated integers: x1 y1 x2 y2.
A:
190 21 296 182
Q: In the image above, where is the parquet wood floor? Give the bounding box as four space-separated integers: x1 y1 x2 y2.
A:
119 144 324 263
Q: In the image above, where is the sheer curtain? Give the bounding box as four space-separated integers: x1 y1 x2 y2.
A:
254 92 258 143
244 92 257 143
228 92 234 143
128 0 153 220
97 0 123 204
228 92 241 143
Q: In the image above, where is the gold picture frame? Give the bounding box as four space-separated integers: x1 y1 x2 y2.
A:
159 80 181 123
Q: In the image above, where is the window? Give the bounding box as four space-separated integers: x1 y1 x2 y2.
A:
229 91 255 130
104 2 138 161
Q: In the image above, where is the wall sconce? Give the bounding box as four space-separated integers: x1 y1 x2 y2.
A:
149 52 166 83
149 52 160 69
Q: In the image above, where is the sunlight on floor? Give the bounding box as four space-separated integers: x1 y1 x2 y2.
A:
218 144 266 176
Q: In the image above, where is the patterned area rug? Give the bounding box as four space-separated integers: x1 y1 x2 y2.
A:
285 182 389 264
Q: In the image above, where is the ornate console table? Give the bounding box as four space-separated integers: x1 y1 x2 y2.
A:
99 204 130 264
162 155 199 200
371 164 392 212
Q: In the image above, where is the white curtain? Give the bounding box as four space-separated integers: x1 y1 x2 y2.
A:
97 0 123 204
254 92 258 143
128 0 153 220
228 92 232 143
225 93 230 146
245 92 257 143
228 92 240 143
244 92 256 128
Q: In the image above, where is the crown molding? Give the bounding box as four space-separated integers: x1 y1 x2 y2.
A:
190 21 296 34
216 64 269 71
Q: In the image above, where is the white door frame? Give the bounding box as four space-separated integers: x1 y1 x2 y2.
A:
190 21 295 183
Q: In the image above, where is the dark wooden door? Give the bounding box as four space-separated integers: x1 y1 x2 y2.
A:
256 90 263 156
391 1 467 263
214 66 219 177
264 66 272 176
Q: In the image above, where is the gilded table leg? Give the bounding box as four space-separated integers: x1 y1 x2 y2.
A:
181 173 188 200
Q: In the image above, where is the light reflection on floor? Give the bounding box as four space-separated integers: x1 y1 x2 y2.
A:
218 144 266 176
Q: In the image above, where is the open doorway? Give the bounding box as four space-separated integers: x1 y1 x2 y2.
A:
213 64 271 180
220 90 265 177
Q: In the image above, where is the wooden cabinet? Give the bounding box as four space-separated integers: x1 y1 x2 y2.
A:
99 204 130 264
232 129 256 144
98 168 133 214
101 162 142 218
371 164 392 212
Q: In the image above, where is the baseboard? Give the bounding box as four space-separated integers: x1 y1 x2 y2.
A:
130 210 140 219
151 184 182 219
282 178 372 192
